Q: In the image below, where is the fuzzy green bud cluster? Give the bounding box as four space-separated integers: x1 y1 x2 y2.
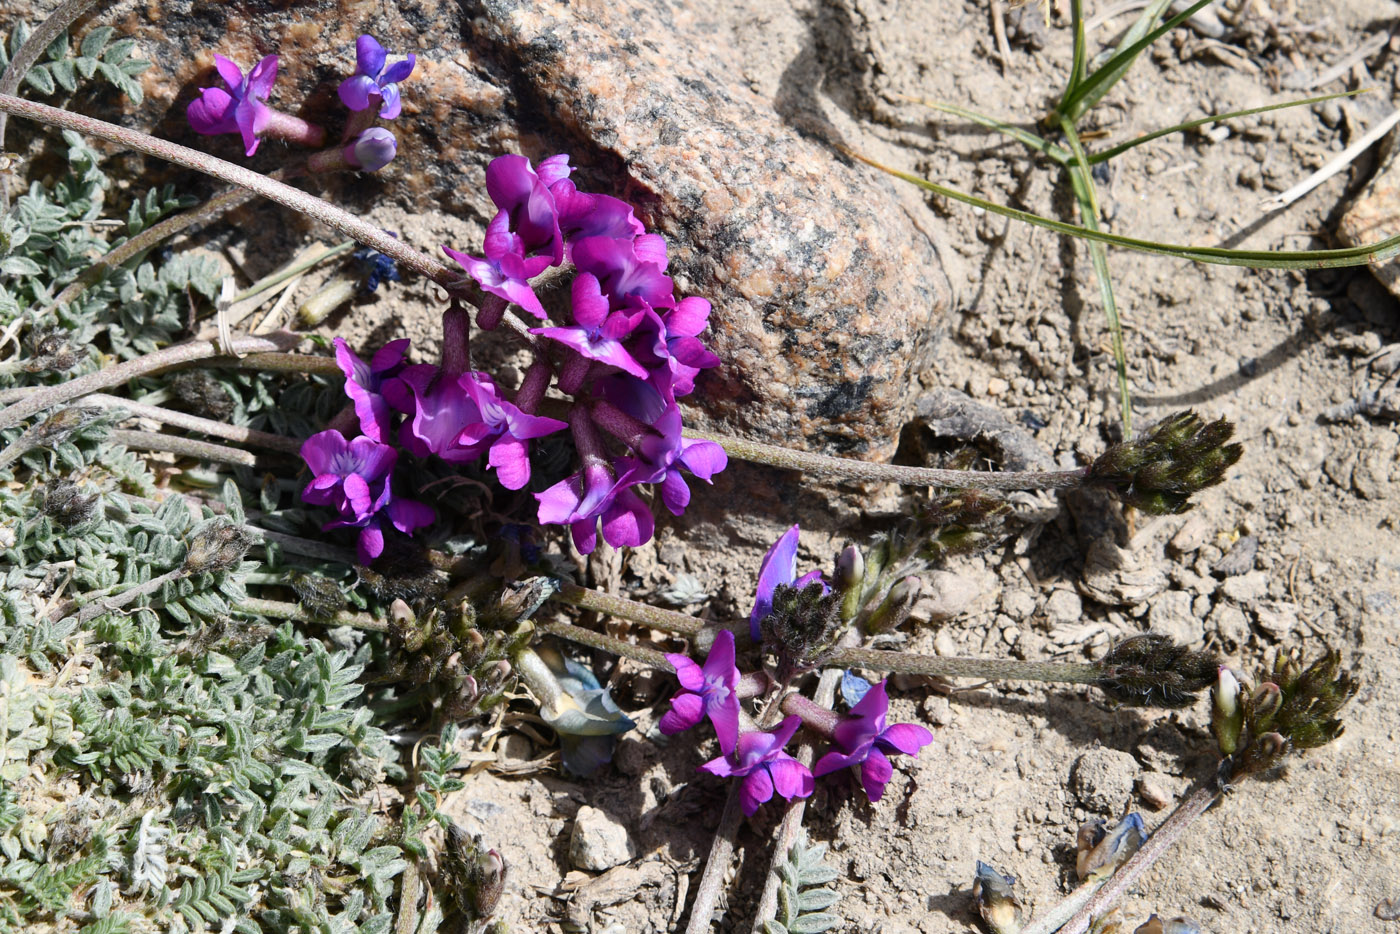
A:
1088 410 1243 514
1213 646 1356 778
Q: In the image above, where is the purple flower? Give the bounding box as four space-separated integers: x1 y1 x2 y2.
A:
552 180 646 245
571 235 677 311
384 364 481 462
812 680 934 802
533 273 652 378
186 54 279 156
699 716 814 815
443 219 551 319
486 153 573 267
597 376 727 516
536 461 653 554
300 429 434 564
630 297 723 400
334 337 409 442
346 127 397 171
749 525 826 640
338 35 416 119
660 629 741 754
454 373 566 490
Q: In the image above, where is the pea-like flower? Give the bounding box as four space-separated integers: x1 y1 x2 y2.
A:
660 629 741 754
186 54 279 156
299 429 434 564
346 127 398 171
338 35 416 119
535 461 653 554
811 679 933 802
699 715 814 815
749 524 826 640
334 337 409 442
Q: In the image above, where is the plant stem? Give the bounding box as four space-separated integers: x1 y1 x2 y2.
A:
1015 878 1108 934
684 783 747 934
229 351 343 377
0 0 100 162
686 429 1090 491
235 595 388 631
0 94 454 285
1024 782 1221 934
549 581 706 635
1060 117 1132 433
85 393 302 453
824 646 1102 684
536 619 674 669
751 663 846 931
0 332 299 431
108 428 265 468
51 567 184 624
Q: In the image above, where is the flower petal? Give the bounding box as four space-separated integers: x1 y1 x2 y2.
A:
859 748 894 802
387 498 435 534
698 753 736 779
739 768 774 815
357 521 385 564
708 695 741 756
877 723 934 757
768 756 814 800
659 692 704 735
355 34 387 77
338 73 377 111
750 524 800 637
213 55 245 91
382 53 416 84
487 436 531 490
701 630 736 682
666 654 704 691
812 748 863 777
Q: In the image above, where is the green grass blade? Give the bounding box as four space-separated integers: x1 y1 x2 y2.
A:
1064 0 1176 123
1089 89 1369 164
1064 0 1089 100
898 95 1070 162
844 146 1400 269
1061 117 1132 432
1060 0 1214 123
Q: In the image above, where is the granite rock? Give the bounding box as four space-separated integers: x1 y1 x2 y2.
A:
3 0 951 457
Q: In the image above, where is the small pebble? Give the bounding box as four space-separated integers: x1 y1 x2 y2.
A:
1138 774 1174 811
923 695 952 726
569 806 637 872
1044 589 1083 626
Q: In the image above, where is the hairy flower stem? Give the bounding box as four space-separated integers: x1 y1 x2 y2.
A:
687 428 1090 491
536 619 673 669
108 428 267 468
0 94 544 347
549 581 706 635
685 783 747 934
55 567 185 624
0 332 299 431
0 0 101 171
235 595 389 632
751 662 847 931
229 351 343 376
84 393 302 453
825 646 1101 684
778 692 842 737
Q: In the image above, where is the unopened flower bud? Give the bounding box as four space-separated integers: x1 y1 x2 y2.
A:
472 847 507 919
1212 666 1244 755
865 576 922 634
972 861 1024 934
834 545 864 593
1248 682 1281 732
390 598 414 629
347 127 397 171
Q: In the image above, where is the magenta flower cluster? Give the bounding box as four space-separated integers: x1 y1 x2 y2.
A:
659 526 934 814
186 34 413 169
445 153 727 553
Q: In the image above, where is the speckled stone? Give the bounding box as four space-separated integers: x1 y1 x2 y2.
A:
8 0 951 457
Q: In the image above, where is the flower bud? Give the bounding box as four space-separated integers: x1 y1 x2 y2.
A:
1248 682 1282 732
346 127 397 171
1211 666 1244 755
972 861 1024 934
834 545 864 594
183 521 253 574
1134 914 1204 934
865 576 922 634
